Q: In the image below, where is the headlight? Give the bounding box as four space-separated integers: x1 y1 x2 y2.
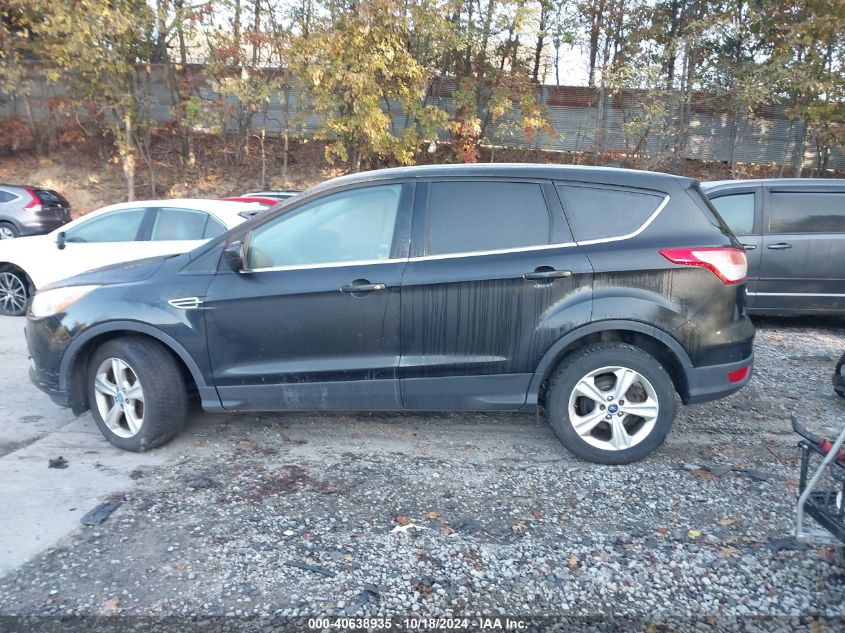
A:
30 285 99 318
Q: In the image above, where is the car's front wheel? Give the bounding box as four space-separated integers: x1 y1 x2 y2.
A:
546 343 677 464
87 337 187 451
0 268 30 316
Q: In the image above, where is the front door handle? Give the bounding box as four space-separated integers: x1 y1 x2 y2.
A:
340 281 387 293
523 268 573 281
741 243 757 251
767 243 792 250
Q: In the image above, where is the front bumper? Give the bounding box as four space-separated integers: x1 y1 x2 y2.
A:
29 363 69 407
25 320 71 407
683 353 754 405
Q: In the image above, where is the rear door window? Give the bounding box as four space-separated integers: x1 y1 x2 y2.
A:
150 208 211 241
555 185 664 242
768 191 845 233
709 193 755 235
426 181 551 255
64 208 147 243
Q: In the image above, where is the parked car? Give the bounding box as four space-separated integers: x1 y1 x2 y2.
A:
835 352 845 398
702 179 845 315
0 184 71 239
0 199 261 316
26 165 754 464
241 190 300 201
220 196 279 208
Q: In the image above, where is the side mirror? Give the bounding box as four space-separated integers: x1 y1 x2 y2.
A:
223 240 245 271
56 231 66 250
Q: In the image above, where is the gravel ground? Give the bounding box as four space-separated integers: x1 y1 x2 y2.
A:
1 318 843 631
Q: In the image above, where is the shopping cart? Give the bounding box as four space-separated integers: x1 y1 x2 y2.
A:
792 417 845 547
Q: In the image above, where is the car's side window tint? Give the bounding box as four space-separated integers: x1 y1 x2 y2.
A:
768 192 845 233
64 208 146 243
151 208 209 241
709 193 755 235
426 182 550 255
556 185 664 242
246 184 401 269
203 216 227 239
0 190 18 203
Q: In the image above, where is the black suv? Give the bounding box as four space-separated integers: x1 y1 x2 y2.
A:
26 165 755 464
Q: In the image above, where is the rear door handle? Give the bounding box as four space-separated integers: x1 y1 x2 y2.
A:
340 282 387 293
523 269 573 281
741 243 757 251
767 243 792 250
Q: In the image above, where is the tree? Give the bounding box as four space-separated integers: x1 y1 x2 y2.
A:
35 0 157 200
294 0 447 169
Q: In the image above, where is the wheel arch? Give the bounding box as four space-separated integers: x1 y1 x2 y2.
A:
59 321 218 415
528 320 693 407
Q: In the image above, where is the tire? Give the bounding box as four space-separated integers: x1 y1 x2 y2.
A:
0 222 19 240
545 342 677 465
87 336 187 451
0 268 31 316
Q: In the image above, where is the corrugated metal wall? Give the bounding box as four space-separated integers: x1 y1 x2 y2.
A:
3 66 842 169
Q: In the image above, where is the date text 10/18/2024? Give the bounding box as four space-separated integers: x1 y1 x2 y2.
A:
306 617 528 630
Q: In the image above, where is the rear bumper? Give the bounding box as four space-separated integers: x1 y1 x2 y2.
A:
683 353 754 405
18 218 68 237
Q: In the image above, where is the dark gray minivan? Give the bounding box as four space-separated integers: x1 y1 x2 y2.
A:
702 179 845 315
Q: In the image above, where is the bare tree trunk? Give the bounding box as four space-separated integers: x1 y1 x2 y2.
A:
122 114 136 202
778 119 795 178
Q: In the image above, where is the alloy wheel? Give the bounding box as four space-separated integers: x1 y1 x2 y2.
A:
0 226 15 240
567 365 659 451
0 272 27 314
93 357 145 438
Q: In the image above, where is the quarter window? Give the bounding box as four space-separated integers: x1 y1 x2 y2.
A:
709 193 755 235
426 182 550 255
768 192 845 233
246 184 401 269
64 208 146 243
0 190 18 204
151 208 214 241
556 185 664 242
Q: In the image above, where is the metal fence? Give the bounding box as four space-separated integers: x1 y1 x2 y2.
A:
3 65 842 169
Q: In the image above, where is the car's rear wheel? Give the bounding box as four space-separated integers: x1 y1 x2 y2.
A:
0 223 18 240
0 269 30 316
87 337 186 451
546 342 677 464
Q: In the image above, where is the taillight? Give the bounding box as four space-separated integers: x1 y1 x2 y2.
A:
659 247 747 285
23 188 42 213
728 366 750 383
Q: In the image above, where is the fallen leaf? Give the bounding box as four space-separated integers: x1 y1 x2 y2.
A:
514 520 528 534
706 615 717 625
101 597 120 614
531 509 543 519
718 518 738 527
426 511 440 520
394 515 411 526
720 546 740 556
688 529 702 539
691 469 718 480
568 554 579 570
